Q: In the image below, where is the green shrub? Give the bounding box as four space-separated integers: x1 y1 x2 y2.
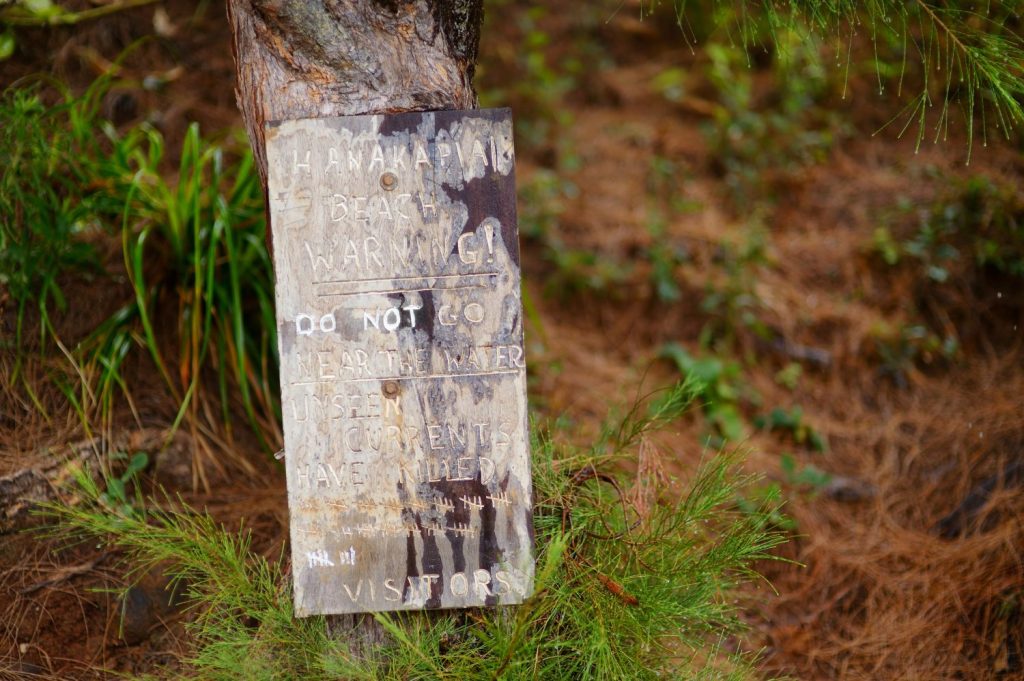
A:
0 79 278 458
49 383 786 679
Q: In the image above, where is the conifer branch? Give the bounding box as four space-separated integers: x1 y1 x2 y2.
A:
663 0 1024 151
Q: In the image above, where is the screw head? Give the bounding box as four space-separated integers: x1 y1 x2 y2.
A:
380 172 398 190
382 380 400 398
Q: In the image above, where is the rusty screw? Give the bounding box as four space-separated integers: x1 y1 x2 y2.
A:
380 172 398 191
382 380 400 398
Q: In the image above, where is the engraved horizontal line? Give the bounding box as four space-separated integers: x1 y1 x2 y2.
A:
313 272 498 286
316 283 484 298
289 369 521 386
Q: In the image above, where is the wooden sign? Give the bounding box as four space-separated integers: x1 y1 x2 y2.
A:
265 109 533 616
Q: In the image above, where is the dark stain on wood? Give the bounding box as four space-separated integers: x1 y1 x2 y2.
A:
266 109 533 616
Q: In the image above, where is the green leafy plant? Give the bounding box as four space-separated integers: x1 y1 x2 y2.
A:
643 155 699 303
98 451 149 518
518 168 574 242
544 246 633 298
516 163 632 300
780 452 832 492
517 169 631 300
480 5 580 160
754 406 828 453
651 66 689 103
47 383 787 679
876 175 1024 280
774 362 803 390
661 343 751 444
645 209 686 302
700 37 839 204
0 27 13 60
699 226 772 349
867 172 1022 385
481 7 631 303
870 321 959 387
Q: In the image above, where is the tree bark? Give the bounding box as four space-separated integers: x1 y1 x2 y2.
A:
226 0 483 188
225 0 485 648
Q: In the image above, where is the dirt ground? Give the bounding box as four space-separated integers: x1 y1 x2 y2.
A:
2 1 1023 679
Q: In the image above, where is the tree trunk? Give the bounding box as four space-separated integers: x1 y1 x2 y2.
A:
226 0 483 189
225 0 485 649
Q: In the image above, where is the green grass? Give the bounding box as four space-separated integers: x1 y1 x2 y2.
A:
107 119 279 463
1 79 120 366
6 71 791 678
48 382 787 679
0 77 279 471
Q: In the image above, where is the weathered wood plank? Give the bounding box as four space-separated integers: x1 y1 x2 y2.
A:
265 108 533 616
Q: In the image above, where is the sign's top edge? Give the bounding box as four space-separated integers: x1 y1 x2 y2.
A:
265 107 512 131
